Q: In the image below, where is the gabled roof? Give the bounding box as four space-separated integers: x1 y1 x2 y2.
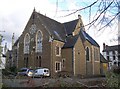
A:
63 19 79 35
79 28 86 43
100 53 109 63
103 45 119 52
14 10 100 49
36 12 66 42
81 30 99 47
13 38 19 47
63 35 79 48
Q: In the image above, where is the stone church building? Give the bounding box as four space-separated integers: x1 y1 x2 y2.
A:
12 9 100 77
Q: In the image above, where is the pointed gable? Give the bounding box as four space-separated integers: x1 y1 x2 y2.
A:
36 12 66 42
63 19 79 35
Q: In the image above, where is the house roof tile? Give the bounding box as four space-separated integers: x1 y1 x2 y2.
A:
63 19 79 35
36 12 66 42
103 45 119 52
63 35 79 48
81 30 99 47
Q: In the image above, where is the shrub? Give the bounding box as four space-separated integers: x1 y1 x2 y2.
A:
106 67 120 88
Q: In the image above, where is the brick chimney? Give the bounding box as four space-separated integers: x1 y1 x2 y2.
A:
78 15 81 19
103 43 106 50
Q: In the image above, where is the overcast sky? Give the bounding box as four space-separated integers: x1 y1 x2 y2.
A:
0 0 118 52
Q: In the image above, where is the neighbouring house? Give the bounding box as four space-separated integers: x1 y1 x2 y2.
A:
12 9 100 77
5 50 13 68
102 43 120 70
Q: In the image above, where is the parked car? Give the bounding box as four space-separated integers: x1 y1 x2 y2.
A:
34 68 50 77
18 68 34 76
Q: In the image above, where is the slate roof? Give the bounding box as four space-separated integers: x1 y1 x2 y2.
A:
36 12 66 42
81 30 99 47
62 28 99 48
79 28 86 43
63 35 79 48
103 45 119 52
63 19 79 35
29 11 99 48
13 38 19 47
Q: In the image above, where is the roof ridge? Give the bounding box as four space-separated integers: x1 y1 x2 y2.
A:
36 12 62 24
63 19 79 24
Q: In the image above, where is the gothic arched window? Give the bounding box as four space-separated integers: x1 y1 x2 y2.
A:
24 33 30 54
36 30 43 52
86 47 90 61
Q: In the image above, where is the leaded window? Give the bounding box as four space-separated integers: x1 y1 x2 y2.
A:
36 30 43 52
24 33 30 54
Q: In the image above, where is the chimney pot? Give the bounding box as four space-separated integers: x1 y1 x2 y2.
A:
103 43 106 50
78 15 81 19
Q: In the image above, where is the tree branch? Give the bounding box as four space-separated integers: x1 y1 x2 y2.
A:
98 11 120 31
59 0 99 17
84 1 113 28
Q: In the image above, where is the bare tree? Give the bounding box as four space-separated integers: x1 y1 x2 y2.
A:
58 0 119 29
55 0 119 42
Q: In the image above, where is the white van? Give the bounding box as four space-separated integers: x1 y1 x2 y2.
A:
34 68 50 77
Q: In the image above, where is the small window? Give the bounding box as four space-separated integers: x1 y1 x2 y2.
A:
56 46 61 56
113 51 115 55
55 62 61 72
114 62 117 65
107 56 109 61
56 47 59 55
86 47 90 61
62 59 65 68
113 56 115 60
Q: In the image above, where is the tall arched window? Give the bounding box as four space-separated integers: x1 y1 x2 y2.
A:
24 33 30 54
36 30 43 52
86 47 90 61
